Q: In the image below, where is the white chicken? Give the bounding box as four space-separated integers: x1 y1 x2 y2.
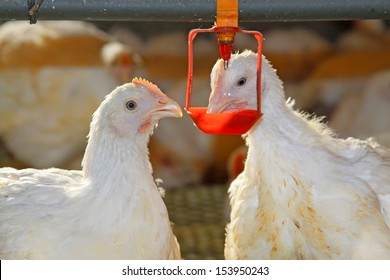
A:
0 78 182 259
208 50 390 259
337 20 390 51
330 70 390 148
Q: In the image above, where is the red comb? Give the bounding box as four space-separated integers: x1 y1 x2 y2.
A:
132 77 164 97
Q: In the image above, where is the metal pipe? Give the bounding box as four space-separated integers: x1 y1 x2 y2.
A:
1 0 389 22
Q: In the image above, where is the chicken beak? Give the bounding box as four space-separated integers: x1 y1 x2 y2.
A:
152 97 183 119
208 89 224 113
208 60 225 113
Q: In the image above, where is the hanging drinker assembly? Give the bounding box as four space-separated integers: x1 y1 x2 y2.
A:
185 0 264 134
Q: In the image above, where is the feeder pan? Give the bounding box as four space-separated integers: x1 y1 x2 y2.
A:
185 26 263 134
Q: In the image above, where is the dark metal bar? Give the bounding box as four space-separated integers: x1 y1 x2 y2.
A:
0 0 389 22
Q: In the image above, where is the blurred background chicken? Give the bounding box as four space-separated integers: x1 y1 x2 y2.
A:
330 70 390 147
0 21 140 170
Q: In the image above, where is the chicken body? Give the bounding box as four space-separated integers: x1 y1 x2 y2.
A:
208 50 390 259
0 79 181 259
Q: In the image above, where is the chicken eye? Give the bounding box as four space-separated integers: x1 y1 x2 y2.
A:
237 77 247 86
125 100 137 110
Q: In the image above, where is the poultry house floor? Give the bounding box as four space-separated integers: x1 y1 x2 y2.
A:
164 184 228 260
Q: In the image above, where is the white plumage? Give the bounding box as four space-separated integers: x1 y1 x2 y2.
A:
208 50 390 259
0 79 181 259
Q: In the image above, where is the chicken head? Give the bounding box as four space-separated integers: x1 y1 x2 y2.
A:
92 78 182 139
208 51 258 113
